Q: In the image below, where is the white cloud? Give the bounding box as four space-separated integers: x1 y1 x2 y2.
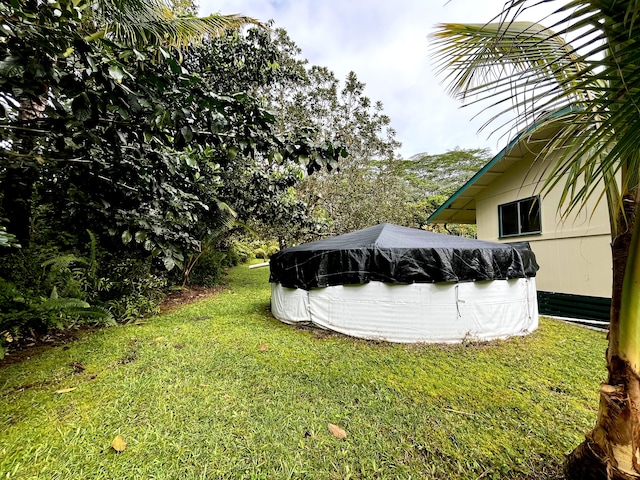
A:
201 0 560 158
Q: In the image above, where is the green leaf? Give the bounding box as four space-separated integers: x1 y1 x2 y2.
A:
163 256 176 271
121 230 132 244
108 65 125 83
167 58 182 74
180 126 193 143
134 231 147 243
227 146 238 159
71 92 91 122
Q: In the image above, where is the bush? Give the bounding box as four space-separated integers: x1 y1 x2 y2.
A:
0 278 32 349
103 259 167 322
230 239 255 264
224 244 241 268
0 235 167 344
249 239 280 261
0 248 54 297
0 276 115 358
188 249 228 287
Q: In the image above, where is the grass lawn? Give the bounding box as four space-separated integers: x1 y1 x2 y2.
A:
0 265 607 479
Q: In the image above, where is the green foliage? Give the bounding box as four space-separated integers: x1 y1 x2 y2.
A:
0 224 20 249
287 68 406 240
187 249 228 287
0 2 345 270
0 278 28 345
404 148 492 197
102 260 167 323
185 237 262 287
263 59 488 241
248 238 280 260
0 1 349 344
0 230 160 347
223 243 242 267
41 254 90 300
230 238 256 264
0 276 115 358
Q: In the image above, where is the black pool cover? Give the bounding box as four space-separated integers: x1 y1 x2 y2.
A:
269 223 539 290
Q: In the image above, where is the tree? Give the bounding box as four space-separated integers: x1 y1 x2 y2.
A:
278 67 407 237
0 2 350 343
402 148 489 236
169 0 200 16
82 0 259 47
0 1 344 267
181 27 346 248
0 0 257 249
431 1 640 477
404 148 491 197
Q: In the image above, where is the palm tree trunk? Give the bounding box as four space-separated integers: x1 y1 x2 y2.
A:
566 193 640 479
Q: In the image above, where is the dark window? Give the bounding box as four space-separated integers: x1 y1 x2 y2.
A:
499 196 541 237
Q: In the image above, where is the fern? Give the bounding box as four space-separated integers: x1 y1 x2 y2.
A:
41 254 88 272
42 296 90 310
64 305 116 326
86 230 99 284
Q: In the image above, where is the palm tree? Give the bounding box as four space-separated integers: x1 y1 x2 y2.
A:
84 0 260 48
431 1 640 478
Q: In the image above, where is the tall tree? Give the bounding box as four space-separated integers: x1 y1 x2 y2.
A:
402 148 489 236
0 2 344 269
405 148 492 198
0 0 257 248
180 27 344 248
431 1 640 477
277 67 406 237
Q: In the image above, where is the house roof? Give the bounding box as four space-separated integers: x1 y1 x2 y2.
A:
428 111 569 225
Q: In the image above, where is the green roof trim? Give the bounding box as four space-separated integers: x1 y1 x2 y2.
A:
427 106 575 224
427 135 518 223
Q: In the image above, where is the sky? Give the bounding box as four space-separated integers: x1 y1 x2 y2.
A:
200 1 558 159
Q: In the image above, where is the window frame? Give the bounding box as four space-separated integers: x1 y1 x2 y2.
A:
498 196 542 238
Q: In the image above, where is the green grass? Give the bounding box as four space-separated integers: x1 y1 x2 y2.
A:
0 265 607 479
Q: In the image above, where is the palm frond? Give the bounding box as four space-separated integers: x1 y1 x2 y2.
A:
93 0 262 48
431 0 640 223
431 20 590 120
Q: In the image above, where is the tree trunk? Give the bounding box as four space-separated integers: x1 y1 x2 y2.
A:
0 94 47 249
566 194 640 479
0 165 36 249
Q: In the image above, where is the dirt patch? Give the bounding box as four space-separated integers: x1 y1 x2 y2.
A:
1 285 226 368
1 328 92 368
159 285 225 313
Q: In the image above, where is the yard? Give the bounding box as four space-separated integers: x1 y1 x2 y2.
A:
0 265 607 479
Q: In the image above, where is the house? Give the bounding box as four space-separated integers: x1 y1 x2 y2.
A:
428 121 612 322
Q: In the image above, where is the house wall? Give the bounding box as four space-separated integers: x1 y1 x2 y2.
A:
475 149 612 299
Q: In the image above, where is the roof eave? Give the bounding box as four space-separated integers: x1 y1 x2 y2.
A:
427 107 575 224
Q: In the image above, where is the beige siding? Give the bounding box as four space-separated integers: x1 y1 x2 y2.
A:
475 149 612 298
